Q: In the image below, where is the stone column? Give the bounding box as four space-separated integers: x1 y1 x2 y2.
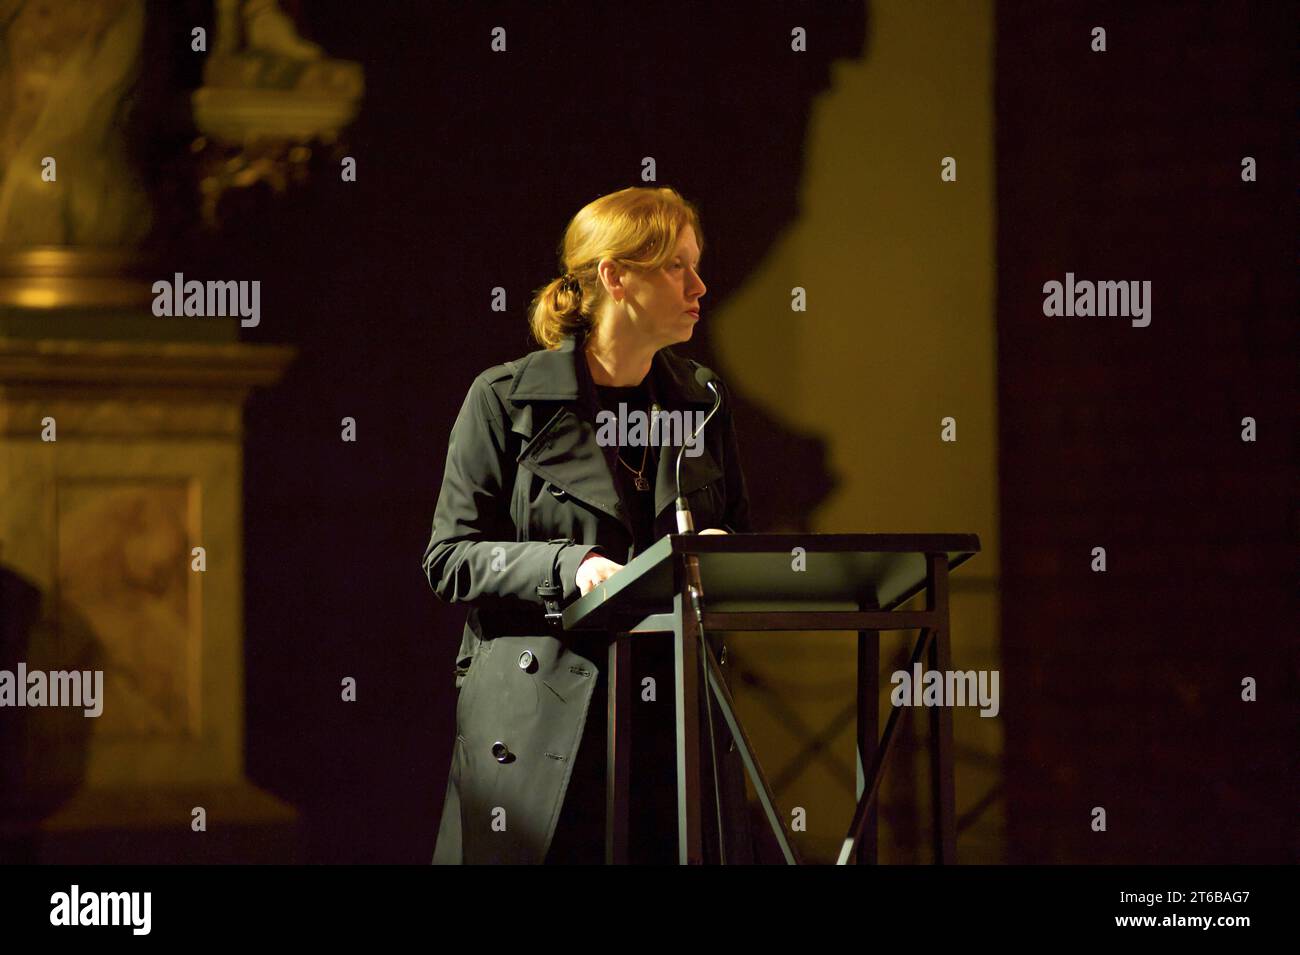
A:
0 338 299 862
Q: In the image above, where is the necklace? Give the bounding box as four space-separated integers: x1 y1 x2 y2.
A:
597 377 659 493
617 441 652 491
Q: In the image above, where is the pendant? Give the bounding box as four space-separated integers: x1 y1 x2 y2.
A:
634 474 650 492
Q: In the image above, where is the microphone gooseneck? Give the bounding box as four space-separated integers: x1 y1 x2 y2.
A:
675 367 722 534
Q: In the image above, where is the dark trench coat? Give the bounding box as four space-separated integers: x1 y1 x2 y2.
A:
423 331 755 864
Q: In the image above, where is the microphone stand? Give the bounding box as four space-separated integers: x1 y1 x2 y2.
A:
673 379 727 863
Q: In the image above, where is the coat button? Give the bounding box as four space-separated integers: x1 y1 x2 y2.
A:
518 649 535 670
491 741 512 763
719 644 728 666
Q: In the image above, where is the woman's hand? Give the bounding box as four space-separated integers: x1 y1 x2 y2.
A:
575 532 726 596
576 552 625 596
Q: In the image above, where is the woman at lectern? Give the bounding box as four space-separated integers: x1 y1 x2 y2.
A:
423 186 755 864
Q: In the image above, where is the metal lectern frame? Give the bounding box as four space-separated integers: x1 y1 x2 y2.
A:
562 533 980 866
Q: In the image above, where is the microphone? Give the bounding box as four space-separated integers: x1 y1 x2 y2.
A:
675 365 723 534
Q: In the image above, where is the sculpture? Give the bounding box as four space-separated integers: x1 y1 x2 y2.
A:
0 0 152 246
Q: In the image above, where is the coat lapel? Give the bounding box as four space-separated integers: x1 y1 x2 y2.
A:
508 335 624 528
507 333 723 535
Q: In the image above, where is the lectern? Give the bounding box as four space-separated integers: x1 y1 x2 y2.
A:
562 533 981 865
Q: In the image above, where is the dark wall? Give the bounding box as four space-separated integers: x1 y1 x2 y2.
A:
995 0 1297 863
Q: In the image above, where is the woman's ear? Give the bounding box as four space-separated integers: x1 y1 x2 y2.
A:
597 257 624 302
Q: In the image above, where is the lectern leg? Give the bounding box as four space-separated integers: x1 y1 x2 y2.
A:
927 628 957 863
837 628 932 865
926 554 957 864
702 643 803 865
855 627 880 864
673 590 704 864
606 634 631 865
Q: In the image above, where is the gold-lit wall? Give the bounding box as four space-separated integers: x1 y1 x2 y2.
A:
716 0 1002 862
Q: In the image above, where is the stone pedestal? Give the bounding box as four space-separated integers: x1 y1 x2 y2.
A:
0 338 298 862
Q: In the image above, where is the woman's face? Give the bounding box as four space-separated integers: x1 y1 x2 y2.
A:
616 226 707 348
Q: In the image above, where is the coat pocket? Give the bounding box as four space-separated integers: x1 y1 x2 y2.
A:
453 617 485 689
455 637 493 737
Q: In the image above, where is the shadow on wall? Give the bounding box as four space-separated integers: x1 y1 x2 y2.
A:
0 564 102 861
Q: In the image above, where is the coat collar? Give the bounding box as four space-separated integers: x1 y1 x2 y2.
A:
507 331 716 408
506 332 722 536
